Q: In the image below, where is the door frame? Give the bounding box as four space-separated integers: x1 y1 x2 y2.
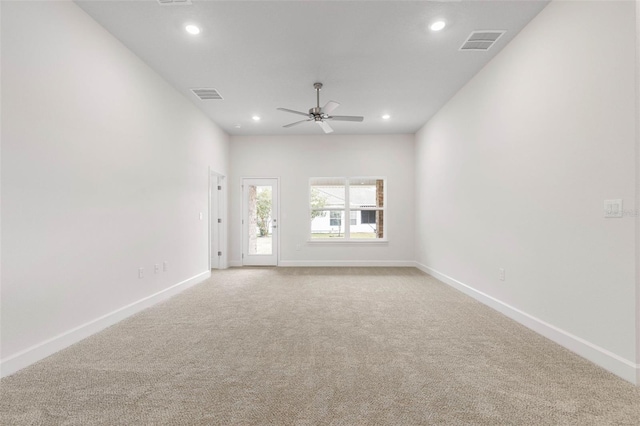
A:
209 168 227 270
241 177 280 266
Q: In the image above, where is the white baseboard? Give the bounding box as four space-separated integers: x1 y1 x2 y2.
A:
414 262 639 385
279 260 416 267
0 270 211 378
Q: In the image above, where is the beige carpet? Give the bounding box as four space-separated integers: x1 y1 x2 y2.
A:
1 267 639 425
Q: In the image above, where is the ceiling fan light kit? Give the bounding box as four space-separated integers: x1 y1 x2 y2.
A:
277 82 364 134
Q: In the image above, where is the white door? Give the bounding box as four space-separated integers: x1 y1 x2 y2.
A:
242 178 278 266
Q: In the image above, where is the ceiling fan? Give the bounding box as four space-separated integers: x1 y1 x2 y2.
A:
277 83 364 134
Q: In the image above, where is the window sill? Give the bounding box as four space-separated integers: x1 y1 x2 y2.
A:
306 239 388 245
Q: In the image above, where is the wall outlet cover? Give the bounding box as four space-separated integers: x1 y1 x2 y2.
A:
604 199 623 218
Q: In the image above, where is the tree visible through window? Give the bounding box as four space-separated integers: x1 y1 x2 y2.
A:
309 177 385 240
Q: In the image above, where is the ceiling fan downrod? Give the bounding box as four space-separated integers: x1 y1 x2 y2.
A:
311 82 323 116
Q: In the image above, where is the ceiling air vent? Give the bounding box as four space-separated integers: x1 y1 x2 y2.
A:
157 0 192 6
191 88 224 101
459 31 506 51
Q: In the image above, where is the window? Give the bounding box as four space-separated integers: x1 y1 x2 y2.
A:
330 211 341 227
310 177 385 240
360 210 375 224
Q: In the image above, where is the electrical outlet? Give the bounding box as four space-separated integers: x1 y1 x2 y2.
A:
138 268 144 279
154 264 160 274
604 199 623 218
163 261 168 272
499 268 505 281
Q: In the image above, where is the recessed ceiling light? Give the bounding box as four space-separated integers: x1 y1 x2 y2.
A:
234 124 241 128
430 21 446 31
252 116 261 121
382 114 391 120
185 24 201 35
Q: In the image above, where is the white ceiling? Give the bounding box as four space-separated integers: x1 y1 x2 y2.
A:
75 0 549 136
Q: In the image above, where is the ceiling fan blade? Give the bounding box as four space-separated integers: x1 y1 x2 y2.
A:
326 115 364 122
283 119 311 128
321 101 340 115
277 108 310 117
316 121 334 134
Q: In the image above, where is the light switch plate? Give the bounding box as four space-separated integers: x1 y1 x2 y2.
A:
604 199 623 218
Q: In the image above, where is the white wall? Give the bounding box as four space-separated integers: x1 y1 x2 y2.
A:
415 0 637 382
635 0 640 385
229 135 415 266
1 1 229 374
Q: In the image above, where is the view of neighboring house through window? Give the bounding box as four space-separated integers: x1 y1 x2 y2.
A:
360 210 376 224
330 211 342 227
310 177 385 240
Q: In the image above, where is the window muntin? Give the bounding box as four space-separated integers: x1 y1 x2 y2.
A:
310 177 385 240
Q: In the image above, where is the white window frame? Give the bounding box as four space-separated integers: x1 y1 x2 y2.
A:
308 177 387 243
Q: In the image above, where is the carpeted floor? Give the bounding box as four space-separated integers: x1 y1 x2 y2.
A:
1 267 639 425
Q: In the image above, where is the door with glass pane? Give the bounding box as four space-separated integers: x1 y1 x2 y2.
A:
242 178 278 266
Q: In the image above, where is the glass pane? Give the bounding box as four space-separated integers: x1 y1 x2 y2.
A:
349 178 384 209
351 210 384 239
310 210 345 239
248 185 273 254
311 178 345 209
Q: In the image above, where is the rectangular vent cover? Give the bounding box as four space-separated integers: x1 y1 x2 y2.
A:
157 0 192 6
460 31 506 51
191 88 224 101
